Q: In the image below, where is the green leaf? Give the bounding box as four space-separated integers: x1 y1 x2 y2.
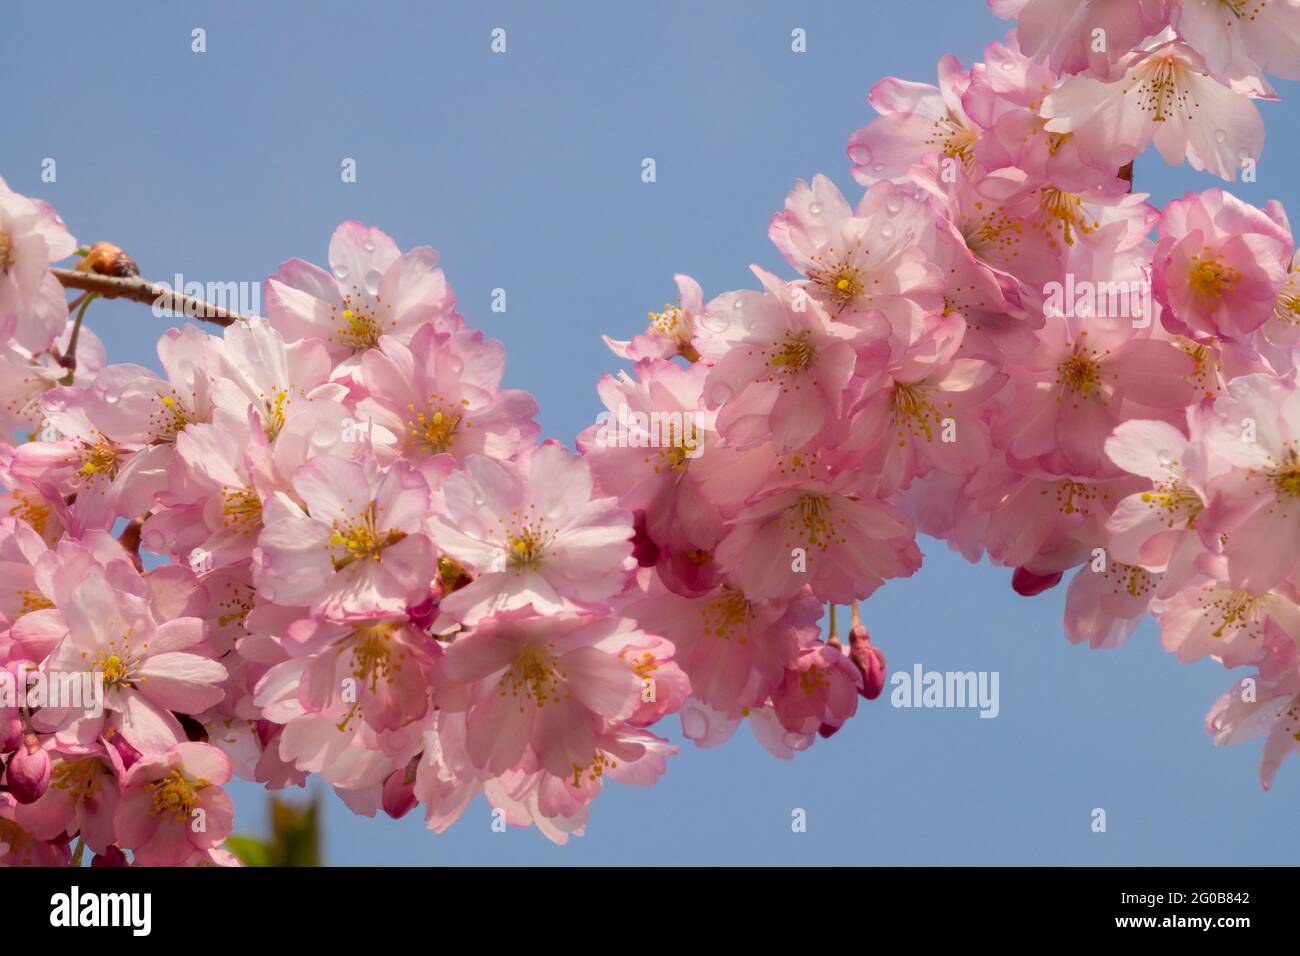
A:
225 835 274 868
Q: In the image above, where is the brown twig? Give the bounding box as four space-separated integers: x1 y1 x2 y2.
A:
51 267 249 327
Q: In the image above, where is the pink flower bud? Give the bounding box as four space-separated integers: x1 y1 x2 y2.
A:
0 718 22 753
1011 566 1063 597
6 736 51 804
91 846 129 868
848 624 886 701
382 765 418 819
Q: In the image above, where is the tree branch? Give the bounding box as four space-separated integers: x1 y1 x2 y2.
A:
51 267 250 327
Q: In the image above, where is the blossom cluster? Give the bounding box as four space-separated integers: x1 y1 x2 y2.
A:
599 0 1300 792
1 0 1300 866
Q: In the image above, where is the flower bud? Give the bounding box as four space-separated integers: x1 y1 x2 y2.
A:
75 241 138 278
848 624 886 701
1011 566 1063 597
91 846 128 868
6 735 51 804
0 715 23 752
382 764 418 820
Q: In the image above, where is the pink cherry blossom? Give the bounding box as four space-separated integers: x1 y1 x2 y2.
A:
255 456 435 621
430 443 635 627
1042 30 1267 182
114 741 233 866
1152 189 1292 340
357 323 538 464
38 564 226 754
265 221 461 364
438 609 645 778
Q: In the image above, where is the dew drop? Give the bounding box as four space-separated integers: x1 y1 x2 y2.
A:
699 310 730 334
363 269 383 296
332 265 348 281
881 222 897 239
808 202 823 216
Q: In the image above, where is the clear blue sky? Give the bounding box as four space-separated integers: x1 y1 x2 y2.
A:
7 0 1298 864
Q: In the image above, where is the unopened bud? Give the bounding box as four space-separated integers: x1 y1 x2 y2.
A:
75 241 138 278
381 763 418 820
6 735 51 804
0 718 21 752
91 846 128 867
1011 566 1063 596
848 624 886 700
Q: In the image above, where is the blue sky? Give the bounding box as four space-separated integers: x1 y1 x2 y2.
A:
6 0 1299 864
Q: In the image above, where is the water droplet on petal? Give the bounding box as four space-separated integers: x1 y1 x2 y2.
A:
873 162 887 173
332 265 348 281
1214 129 1228 144
363 269 383 296
881 222 897 239
885 196 904 215
808 202 823 216
699 310 730 334
363 240 376 253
